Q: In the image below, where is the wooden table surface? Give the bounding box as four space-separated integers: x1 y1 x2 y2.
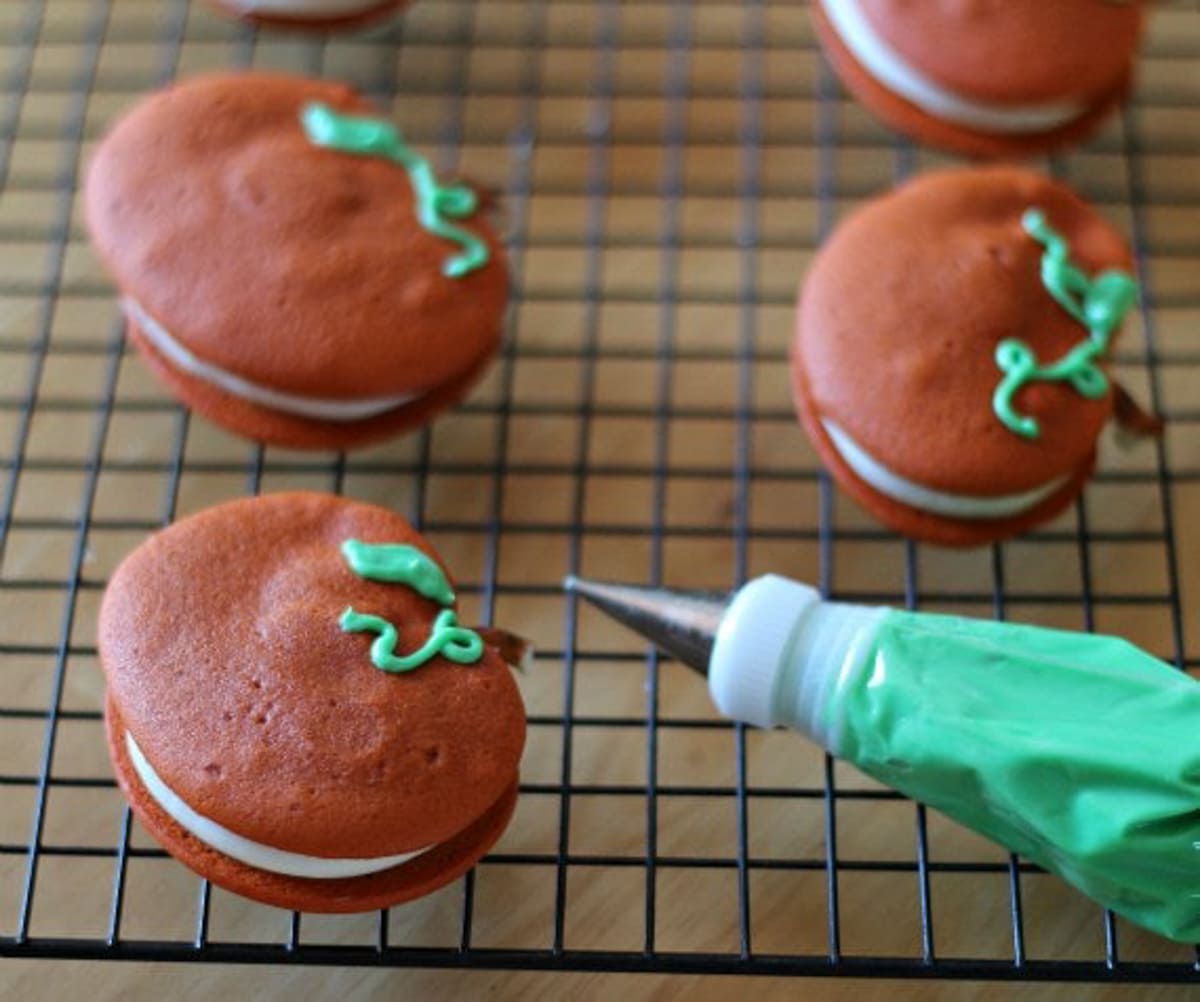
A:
1 0 1198 997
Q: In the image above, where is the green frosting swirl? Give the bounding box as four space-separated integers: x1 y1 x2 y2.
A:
300 102 490 279
340 606 483 673
992 209 1139 440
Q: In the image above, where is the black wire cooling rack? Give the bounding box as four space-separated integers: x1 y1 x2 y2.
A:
1 0 1199 985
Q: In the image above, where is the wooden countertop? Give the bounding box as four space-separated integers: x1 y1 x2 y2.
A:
1 0 1198 996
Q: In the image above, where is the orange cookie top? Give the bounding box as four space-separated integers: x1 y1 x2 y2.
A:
795 167 1135 498
85 73 508 401
857 0 1146 104
99 492 526 859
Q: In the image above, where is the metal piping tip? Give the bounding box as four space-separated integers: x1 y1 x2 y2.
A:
563 576 731 675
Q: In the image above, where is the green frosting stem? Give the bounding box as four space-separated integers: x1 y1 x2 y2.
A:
341 539 456 605
300 102 490 278
992 209 1139 440
340 607 484 672
338 537 483 673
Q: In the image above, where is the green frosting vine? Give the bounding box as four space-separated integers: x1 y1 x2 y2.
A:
338 538 483 673
992 208 1139 440
300 102 490 279
340 607 483 673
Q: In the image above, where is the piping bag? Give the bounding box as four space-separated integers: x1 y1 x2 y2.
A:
565 574 1200 942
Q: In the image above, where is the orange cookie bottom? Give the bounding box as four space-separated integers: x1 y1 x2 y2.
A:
126 318 499 451
203 0 409 31
792 368 1095 548
810 3 1131 160
106 700 518 913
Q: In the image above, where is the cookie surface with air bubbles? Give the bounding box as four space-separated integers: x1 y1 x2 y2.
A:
98 491 526 912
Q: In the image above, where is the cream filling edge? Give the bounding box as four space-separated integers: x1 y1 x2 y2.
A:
820 0 1087 134
822 419 1069 520
125 731 431 880
123 297 420 422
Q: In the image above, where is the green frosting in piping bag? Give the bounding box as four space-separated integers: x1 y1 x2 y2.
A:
708 575 1200 941
300 101 490 278
834 609 1200 942
992 208 1138 440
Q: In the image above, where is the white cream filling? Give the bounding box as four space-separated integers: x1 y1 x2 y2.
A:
822 419 1067 520
820 0 1086 134
126 731 430 879
229 0 385 14
124 298 419 422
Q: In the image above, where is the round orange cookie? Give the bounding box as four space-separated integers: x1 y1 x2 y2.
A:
812 0 1147 159
792 168 1141 547
98 492 526 912
204 0 409 31
84 73 509 450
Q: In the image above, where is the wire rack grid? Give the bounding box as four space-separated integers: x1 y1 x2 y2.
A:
0 0 1199 985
